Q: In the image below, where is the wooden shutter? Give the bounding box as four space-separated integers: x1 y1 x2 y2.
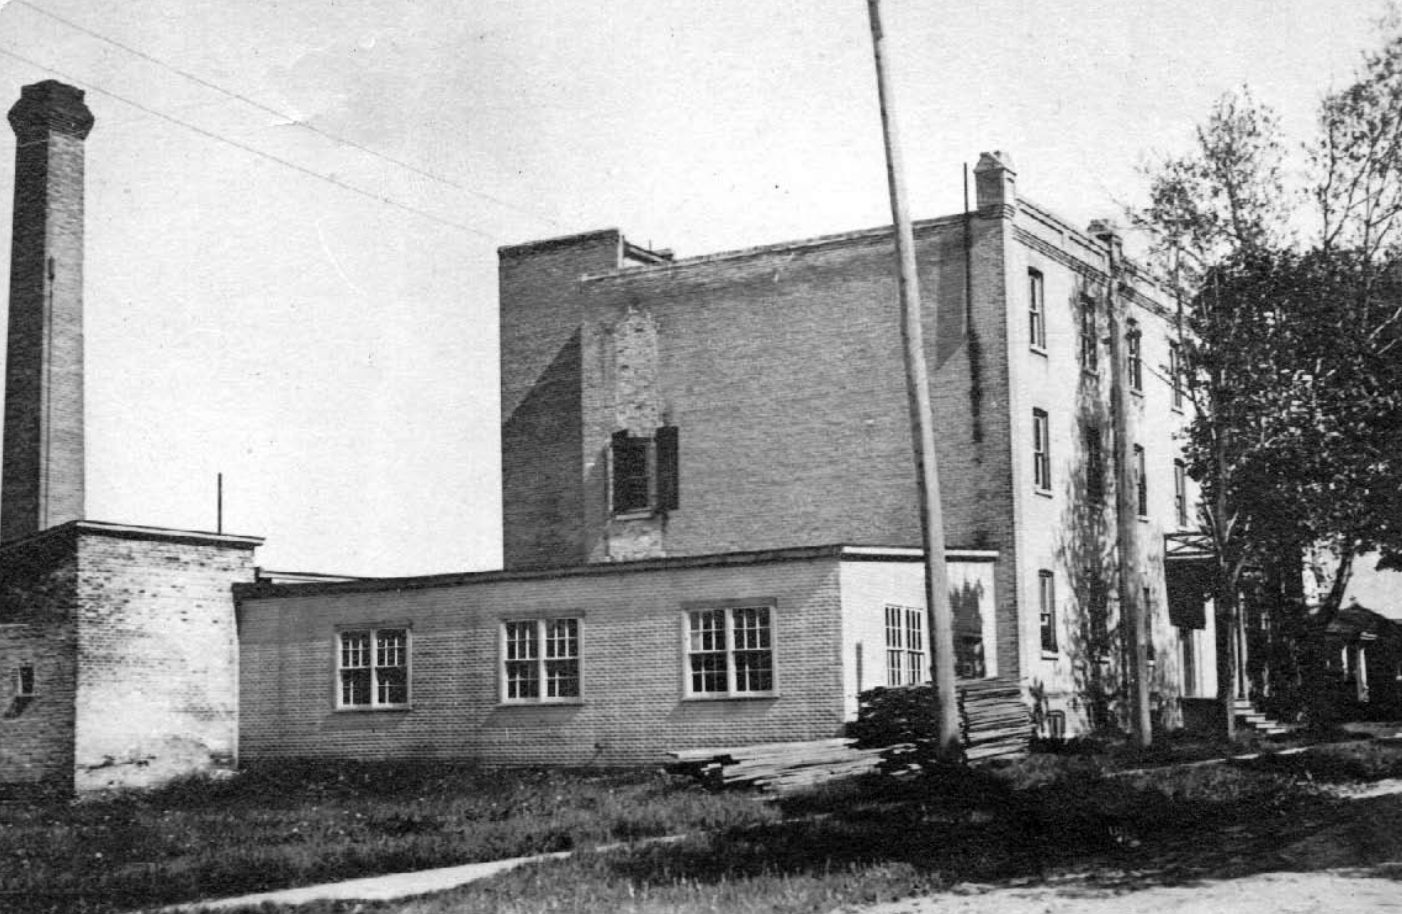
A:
656 425 679 511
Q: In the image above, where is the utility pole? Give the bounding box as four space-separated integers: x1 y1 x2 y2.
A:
866 0 960 758
1096 223 1153 747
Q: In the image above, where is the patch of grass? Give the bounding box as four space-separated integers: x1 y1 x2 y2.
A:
214 753 1340 914
0 760 776 914
1244 737 1402 782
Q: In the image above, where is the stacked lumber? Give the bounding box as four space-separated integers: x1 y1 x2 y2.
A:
666 738 889 792
959 680 1032 763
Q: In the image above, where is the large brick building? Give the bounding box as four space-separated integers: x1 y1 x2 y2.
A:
0 79 1218 792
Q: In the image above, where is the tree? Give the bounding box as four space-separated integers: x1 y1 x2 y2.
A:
1135 89 1290 740
1136 35 1402 732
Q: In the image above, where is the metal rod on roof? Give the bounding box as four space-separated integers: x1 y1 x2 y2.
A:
217 472 223 534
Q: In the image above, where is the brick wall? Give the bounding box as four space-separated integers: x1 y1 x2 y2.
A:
2 82 93 543
70 525 258 791
0 532 78 792
238 552 847 766
499 231 627 569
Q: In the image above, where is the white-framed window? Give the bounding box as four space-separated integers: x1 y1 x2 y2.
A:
1033 408 1051 492
337 628 409 709
685 605 775 697
885 604 926 686
1174 459 1189 527
1028 269 1046 350
1039 570 1058 654
1127 319 1143 392
502 618 581 702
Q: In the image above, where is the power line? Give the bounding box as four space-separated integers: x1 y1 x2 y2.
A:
15 0 563 229
0 44 496 239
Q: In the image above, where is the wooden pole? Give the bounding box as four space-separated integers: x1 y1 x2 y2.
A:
217 472 223 535
866 0 961 758
1100 228 1153 746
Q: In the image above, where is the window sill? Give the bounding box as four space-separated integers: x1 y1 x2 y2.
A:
1041 650 1060 661
1081 368 1100 378
1138 515 1151 523
1034 488 1054 499
1030 345 1048 357
1171 405 1185 415
335 705 412 714
682 693 778 702
497 699 585 708
612 509 657 521
1131 389 1145 399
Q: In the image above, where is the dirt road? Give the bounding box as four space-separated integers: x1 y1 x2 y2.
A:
852 779 1402 914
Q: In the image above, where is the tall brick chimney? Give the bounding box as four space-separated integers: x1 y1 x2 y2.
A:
2 81 94 543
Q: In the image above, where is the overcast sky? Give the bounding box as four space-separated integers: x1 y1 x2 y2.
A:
0 0 1387 576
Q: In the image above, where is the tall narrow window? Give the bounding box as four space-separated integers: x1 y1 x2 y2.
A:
337 628 409 709
1028 269 1046 350
1033 409 1051 492
1079 295 1098 371
15 664 34 699
1135 445 1148 517
1084 424 1104 504
885 605 926 686
1127 320 1143 392
1039 571 1058 653
1169 341 1184 409
1174 459 1188 527
610 431 652 513
503 618 581 702
1180 627 1196 696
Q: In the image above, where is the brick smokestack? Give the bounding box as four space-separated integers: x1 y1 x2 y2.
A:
2 81 94 542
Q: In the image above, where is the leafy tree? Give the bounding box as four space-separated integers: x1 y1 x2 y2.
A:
1135 30 1402 732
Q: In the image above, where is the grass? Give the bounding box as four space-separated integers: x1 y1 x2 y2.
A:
10 737 1402 914
0 760 776 914
213 741 1381 914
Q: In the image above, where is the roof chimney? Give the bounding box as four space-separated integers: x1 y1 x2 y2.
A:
973 150 1016 214
2 81 94 542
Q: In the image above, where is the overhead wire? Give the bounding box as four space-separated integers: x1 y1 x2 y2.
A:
0 44 497 239
14 0 563 229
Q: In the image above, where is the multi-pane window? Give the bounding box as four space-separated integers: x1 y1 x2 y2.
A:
338 628 409 709
1135 445 1148 517
884 604 926 686
1174 459 1188 527
503 618 581 702
686 606 775 697
1038 571 1057 654
1033 409 1051 492
1028 269 1046 350
1084 424 1104 504
1127 320 1143 392
1169 341 1184 409
1079 295 1098 371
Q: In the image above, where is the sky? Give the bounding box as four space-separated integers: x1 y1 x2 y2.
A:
0 0 1389 577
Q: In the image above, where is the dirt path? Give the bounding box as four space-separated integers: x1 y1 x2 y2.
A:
854 869 1402 914
851 780 1402 914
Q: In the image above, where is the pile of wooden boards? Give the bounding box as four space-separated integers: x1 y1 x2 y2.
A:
959 679 1033 762
667 681 1033 791
665 738 892 792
